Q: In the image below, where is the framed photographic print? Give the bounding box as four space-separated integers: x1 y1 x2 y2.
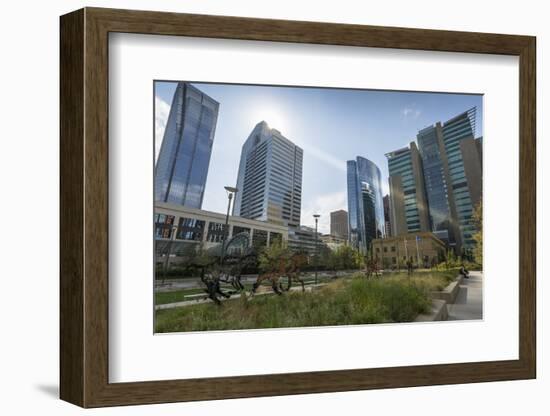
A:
60 7 536 408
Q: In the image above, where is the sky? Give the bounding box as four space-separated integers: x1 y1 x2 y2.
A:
155 81 482 234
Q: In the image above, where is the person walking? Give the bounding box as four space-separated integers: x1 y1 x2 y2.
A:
406 257 414 277
459 263 470 279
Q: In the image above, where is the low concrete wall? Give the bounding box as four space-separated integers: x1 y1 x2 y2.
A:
414 299 448 322
431 275 463 304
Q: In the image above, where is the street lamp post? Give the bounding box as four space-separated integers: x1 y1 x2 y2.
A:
221 186 238 265
415 235 421 268
163 224 178 285
380 238 383 271
313 214 320 285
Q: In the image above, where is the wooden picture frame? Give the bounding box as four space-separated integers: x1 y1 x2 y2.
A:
60 7 536 408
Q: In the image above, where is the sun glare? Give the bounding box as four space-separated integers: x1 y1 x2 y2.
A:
249 106 290 134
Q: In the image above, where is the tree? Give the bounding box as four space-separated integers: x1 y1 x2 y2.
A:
472 201 483 266
323 249 339 272
351 246 364 269
316 244 365 271
337 244 363 270
444 248 458 269
258 240 291 273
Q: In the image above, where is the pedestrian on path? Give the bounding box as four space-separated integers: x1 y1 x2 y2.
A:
406 257 414 277
459 263 470 279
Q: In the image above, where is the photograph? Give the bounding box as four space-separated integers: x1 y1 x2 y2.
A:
52 5 539 409
153 80 484 333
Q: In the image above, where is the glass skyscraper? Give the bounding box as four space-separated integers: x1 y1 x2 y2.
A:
386 143 430 236
233 121 303 228
154 82 220 208
383 195 391 237
347 156 385 253
386 107 481 253
441 107 479 249
416 123 458 246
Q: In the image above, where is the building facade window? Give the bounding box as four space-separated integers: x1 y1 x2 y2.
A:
232 226 251 237
252 229 268 248
206 222 227 243
155 214 175 239
176 217 205 241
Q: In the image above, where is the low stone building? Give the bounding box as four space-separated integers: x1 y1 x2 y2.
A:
287 225 329 255
371 232 446 269
154 202 288 264
320 234 347 251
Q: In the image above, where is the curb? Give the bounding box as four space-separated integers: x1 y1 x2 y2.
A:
414 299 448 322
430 274 463 304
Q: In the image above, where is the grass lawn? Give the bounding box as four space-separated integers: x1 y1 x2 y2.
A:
155 284 255 305
383 268 459 291
155 269 459 333
155 288 206 305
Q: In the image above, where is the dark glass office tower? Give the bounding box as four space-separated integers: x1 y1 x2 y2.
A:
154 82 220 208
347 156 385 253
383 195 391 237
416 123 458 247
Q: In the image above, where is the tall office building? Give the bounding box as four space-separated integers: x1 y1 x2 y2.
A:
347 156 385 253
386 107 482 253
383 195 392 237
154 82 220 208
386 143 430 236
441 108 481 249
233 121 303 228
416 122 460 247
330 209 349 240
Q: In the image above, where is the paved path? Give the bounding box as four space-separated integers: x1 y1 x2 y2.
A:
155 275 258 291
155 283 328 311
447 271 483 321
155 270 356 292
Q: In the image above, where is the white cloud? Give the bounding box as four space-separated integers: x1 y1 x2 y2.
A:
401 107 421 119
155 96 170 161
300 191 347 235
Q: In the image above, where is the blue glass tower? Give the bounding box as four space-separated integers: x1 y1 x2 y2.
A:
154 82 220 208
441 108 479 249
416 123 457 246
347 156 385 253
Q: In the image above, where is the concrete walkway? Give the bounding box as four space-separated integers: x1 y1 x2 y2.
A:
155 270 355 292
447 271 483 321
155 283 327 311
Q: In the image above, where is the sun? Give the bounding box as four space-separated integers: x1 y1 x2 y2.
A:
249 106 290 134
